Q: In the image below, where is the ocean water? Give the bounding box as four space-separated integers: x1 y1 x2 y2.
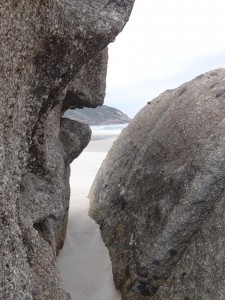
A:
90 123 129 136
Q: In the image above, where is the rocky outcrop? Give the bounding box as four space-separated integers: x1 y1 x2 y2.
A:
0 1 134 299
64 105 131 125
89 69 225 300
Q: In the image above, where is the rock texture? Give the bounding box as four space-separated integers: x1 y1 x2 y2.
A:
64 105 131 125
89 69 225 300
0 1 134 299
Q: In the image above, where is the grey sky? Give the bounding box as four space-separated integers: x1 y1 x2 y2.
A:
104 0 225 117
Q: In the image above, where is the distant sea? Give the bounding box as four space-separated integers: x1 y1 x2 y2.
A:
90 123 129 136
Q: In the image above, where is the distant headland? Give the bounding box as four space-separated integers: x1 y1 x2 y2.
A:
64 105 131 125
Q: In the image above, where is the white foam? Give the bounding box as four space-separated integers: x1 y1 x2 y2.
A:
91 123 128 136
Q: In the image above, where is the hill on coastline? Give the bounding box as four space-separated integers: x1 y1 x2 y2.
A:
64 105 131 125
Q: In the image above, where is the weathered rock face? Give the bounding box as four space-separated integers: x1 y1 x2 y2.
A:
89 69 225 300
0 1 134 299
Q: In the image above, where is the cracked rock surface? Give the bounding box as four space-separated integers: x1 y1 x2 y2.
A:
0 0 134 299
89 69 225 300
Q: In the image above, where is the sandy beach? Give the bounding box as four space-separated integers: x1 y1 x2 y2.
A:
57 134 121 300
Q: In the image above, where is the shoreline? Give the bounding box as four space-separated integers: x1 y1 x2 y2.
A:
90 134 118 140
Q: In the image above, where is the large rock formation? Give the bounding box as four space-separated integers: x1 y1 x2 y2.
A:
89 69 225 300
0 1 134 299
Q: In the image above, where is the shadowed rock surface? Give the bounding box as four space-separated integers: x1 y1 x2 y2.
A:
89 69 225 300
0 1 134 299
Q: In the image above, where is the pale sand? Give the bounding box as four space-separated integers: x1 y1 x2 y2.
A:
85 136 117 152
57 135 120 300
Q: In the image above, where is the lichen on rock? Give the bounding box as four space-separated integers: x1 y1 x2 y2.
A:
0 0 134 299
89 69 225 300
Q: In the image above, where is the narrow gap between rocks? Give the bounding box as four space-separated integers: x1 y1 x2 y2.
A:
57 130 121 300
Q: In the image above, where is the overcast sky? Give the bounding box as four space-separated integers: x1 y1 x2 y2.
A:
104 0 225 118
